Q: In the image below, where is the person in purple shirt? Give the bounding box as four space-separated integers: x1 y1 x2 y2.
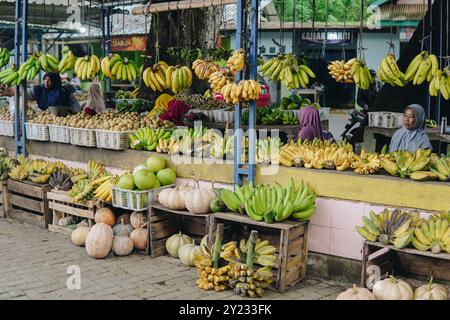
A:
297 105 334 141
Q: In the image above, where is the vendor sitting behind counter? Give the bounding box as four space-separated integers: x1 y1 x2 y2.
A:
389 104 432 153
7 73 80 114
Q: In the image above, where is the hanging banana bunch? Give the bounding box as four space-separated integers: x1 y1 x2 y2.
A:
142 61 169 92
165 65 193 94
37 52 60 73
0 47 10 68
0 64 21 85
108 55 140 83
350 59 373 90
75 55 101 80
226 49 245 73
429 68 450 100
58 46 77 73
376 54 407 87
328 58 356 83
404 51 438 85
18 55 40 82
192 58 220 80
208 70 234 92
220 79 261 104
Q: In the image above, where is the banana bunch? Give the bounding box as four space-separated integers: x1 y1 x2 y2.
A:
355 209 418 248
75 55 101 80
377 54 407 87
328 58 356 83
208 70 234 92
411 216 450 254
196 262 230 292
49 170 73 191
226 49 245 73
220 79 262 104
259 53 315 89
129 127 172 151
0 47 10 68
279 144 307 167
108 55 139 82
350 149 381 175
228 263 273 298
156 138 179 153
239 238 278 268
100 54 115 79
429 154 450 181
92 175 114 203
148 93 173 118
58 47 76 73
8 164 29 181
142 61 169 91
351 59 373 89
68 179 94 203
429 68 450 100
29 173 51 184
0 65 21 85
18 55 40 82
86 160 106 181
405 51 438 85
220 179 316 223
192 59 220 80
29 159 56 175
166 65 192 94
36 52 59 73
380 149 432 179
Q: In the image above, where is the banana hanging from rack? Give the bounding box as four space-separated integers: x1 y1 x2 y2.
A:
18 55 41 82
0 47 10 69
74 55 101 80
0 64 21 85
226 49 245 73
107 55 140 83
350 59 373 90
142 61 170 92
404 51 438 85
220 79 261 104
328 58 356 83
165 65 192 94
58 46 76 73
208 70 234 92
376 54 407 87
429 68 450 100
37 51 60 73
192 59 220 80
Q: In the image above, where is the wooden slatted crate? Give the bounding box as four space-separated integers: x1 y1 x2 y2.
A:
47 190 96 236
146 204 212 258
7 180 51 228
208 212 309 292
0 181 8 218
361 241 450 287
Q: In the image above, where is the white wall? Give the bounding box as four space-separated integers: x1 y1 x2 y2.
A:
359 32 401 71
230 31 294 55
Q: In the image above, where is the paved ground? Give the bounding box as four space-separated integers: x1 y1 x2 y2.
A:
0 218 349 300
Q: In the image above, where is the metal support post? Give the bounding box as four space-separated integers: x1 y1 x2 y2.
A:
436 0 443 122
14 0 21 155
21 0 28 157
106 6 112 92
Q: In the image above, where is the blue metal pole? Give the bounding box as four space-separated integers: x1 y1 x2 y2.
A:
234 0 245 187
14 0 20 155
436 0 442 123
427 0 432 119
21 0 28 157
106 6 112 92
247 0 259 184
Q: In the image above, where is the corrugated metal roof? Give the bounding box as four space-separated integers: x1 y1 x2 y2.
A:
378 3 428 21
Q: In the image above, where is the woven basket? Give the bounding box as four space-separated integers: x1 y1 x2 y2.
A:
0 120 14 136
48 125 71 144
111 184 175 211
69 127 96 147
95 130 135 150
24 123 50 141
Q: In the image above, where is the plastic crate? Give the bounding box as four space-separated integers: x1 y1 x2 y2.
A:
368 112 381 127
111 184 176 211
95 129 135 150
369 112 402 128
0 120 14 136
24 123 50 141
69 127 96 147
48 125 71 144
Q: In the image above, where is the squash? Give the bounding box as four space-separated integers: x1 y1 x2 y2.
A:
113 223 134 237
184 181 214 214
71 222 90 247
95 207 116 227
372 276 413 300
158 186 189 210
130 212 148 229
414 278 449 300
85 223 113 259
130 227 147 251
336 284 376 300
58 215 76 227
166 232 192 258
112 222 134 256
178 241 202 267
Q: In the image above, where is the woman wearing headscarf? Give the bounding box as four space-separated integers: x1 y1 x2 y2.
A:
159 99 190 126
82 83 106 115
27 73 80 113
389 104 432 152
298 105 334 141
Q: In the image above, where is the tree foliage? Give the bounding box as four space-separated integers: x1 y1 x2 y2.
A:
272 0 379 23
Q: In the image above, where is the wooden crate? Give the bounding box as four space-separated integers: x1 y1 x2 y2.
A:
146 204 212 258
7 180 51 229
361 241 450 287
47 190 96 236
208 212 309 292
0 181 8 218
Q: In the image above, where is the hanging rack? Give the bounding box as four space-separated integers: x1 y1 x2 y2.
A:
320 0 329 58
386 0 395 56
340 0 348 61
358 0 366 62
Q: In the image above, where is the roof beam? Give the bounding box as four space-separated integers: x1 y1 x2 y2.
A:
132 0 236 15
